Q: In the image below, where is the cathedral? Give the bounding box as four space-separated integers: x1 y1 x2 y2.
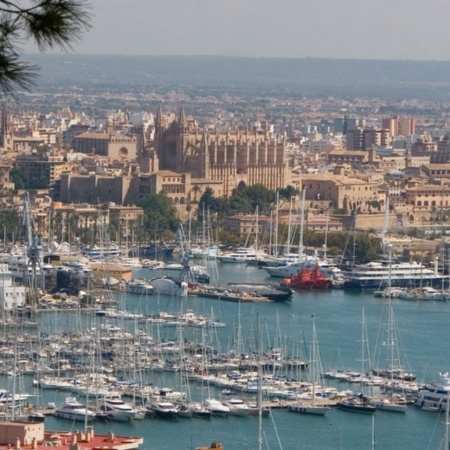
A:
151 105 291 198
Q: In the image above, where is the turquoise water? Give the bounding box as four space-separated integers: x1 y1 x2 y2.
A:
35 263 450 449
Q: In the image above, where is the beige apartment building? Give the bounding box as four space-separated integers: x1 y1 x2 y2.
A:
405 184 450 208
16 154 70 187
300 174 382 213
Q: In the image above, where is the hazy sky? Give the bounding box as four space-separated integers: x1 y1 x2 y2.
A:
25 0 450 60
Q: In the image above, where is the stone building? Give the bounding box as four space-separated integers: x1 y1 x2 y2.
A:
300 174 383 213
152 105 291 197
72 132 137 160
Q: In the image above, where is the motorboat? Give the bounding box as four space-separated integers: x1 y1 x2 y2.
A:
175 403 193 418
225 282 293 302
203 398 230 416
54 396 96 422
399 286 449 302
373 287 406 298
221 398 250 416
96 395 137 421
151 276 188 296
415 371 450 412
124 280 154 295
164 264 210 283
191 402 212 419
148 398 179 418
217 248 268 264
191 244 218 259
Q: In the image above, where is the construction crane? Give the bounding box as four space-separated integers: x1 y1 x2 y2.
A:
22 192 45 291
177 224 195 285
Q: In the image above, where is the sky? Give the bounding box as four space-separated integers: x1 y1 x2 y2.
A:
24 0 450 61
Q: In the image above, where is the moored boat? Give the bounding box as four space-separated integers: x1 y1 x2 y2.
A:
280 266 331 289
415 371 450 412
337 395 376 414
124 280 154 295
343 259 446 291
151 276 188 296
226 282 293 301
54 396 96 422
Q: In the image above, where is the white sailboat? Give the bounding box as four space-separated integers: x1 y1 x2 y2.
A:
372 243 416 384
289 315 329 415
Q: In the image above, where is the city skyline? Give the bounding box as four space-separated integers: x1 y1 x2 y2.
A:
21 0 450 61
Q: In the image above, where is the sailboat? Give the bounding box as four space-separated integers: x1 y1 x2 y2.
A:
337 308 376 414
289 316 329 415
372 243 416 384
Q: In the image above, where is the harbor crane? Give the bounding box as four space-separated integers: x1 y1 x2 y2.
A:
22 192 45 291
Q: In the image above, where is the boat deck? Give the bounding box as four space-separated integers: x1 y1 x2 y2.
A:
189 288 269 303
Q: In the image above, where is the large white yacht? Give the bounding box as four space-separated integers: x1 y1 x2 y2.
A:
343 259 445 290
54 396 96 422
97 394 138 421
217 248 268 264
415 372 450 412
151 276 188 296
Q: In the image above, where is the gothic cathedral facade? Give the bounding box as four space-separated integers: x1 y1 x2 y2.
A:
153 105 291 197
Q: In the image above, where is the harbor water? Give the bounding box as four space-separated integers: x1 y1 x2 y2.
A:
21 263 450 449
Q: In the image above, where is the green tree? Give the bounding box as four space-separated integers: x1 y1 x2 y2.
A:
0 208 18 242
10 168 28 189
0 0 91 93
137 193 180 240
277 185 299 201
229 183 276 215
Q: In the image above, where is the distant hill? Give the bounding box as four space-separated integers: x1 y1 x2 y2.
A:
24 54 450 99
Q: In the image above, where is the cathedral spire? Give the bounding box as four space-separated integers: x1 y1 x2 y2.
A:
156 103 163 127
178 103 186 127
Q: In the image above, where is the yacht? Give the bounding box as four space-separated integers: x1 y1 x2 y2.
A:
54 396 96 422
97 395 137 421
124 280 154 295
150 276 188 296
217 248 268 264
415 372 450 412
399 286 449 302
221 398 250 416
343 260 445 290
147 398 179 418
203 398 230 416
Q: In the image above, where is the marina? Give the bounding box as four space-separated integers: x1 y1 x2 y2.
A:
0 261 450 449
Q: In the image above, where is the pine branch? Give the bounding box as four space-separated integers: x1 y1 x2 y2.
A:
0 0 91 94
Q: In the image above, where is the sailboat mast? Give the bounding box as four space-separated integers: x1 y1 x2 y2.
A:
274 191 279 256
255 206 259 255
445 391 449 450
299 188 306 261
311 315 316 406
323 209 329 260
256 313 263 450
